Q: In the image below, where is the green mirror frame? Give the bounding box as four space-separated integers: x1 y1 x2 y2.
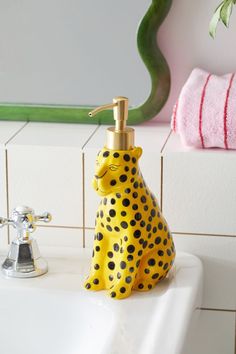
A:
0 0 172 125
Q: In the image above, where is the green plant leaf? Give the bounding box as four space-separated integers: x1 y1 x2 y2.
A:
209 1 224 38
220 0 233 27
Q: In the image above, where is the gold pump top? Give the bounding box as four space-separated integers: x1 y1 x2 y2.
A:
88 97 134 150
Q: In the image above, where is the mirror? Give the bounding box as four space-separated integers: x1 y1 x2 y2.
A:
0 0 172 124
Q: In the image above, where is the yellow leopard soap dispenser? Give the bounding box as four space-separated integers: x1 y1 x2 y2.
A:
84 97 175 299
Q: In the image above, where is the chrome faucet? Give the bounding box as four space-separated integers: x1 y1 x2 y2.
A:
0 206 52 278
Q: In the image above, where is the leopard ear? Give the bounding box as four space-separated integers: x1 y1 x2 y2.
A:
133 147 142 159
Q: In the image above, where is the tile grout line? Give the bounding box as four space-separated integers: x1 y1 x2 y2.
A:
81 124 100 150
37 225 84 230
173 231 236 238
160 129 172 154
5 121 29 146
198 307 236 313
5 149 10 244
160 156 163 212
82 152 85 248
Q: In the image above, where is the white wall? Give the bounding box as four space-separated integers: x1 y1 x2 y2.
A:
158 0 236 121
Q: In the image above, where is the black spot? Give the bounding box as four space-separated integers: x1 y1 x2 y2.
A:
141 196 146 203
94 264 100 270
148 284 152 289
130 220 136 226
122 198 130 207
148 258 156 266
138 250 143 256
120 247 124 253
108 262 115 270
107 251 113 258
120 287 126 293
140 220 145 227
143 241 148 249
146 224 151 232
158 250 164 256
121 211 127 216
116 193 121 198
85 283 91 289
151 209 156 217
109 275 114 281
121 221 128 229
113 243 120 252
113 152 119 158
114 226 120 232
155 237 161 245
159 261 163 267
163 239 168 246
103 151 110 157
164 226 168 232
140 182 143 188
127 245 135 253
133 192 138 198
127 255 133 261
110 180 117 186
126 276 132 284
103 198 107 205
134 229 141 238
119 175 127 182
124 166 129 172
93 278 99 285
153 227 157 233
167 249 172 256
164 263 169 270
124 236 128 242
158 222 163 230
149 243 154 249
144 205 149 211
111 198 116 205
131 167 137 175
131 178 135 183
100 210 104 218
97 232 103 241
125 188 131 194
120 261 126 269
148 233 152 239
117 272 121 279
109 209 116 217
92 250 94 257
106 225 112 232
135 212 142 221
132 157 136 163
148 216 152 222
144 268 150 274
123 154 130 162
101 223 104 228
133 181 139 189
152 273 159 279
95 246 100 252
129 267 134 273
110 291 116 298
136 260 140 267
138 284 144 289
106 217 111 222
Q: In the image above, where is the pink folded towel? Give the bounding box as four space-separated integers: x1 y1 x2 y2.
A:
171 68 236 149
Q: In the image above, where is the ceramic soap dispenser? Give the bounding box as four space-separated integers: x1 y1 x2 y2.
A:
84 97 175 299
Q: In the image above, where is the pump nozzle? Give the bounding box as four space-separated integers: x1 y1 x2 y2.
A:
88 97 134 150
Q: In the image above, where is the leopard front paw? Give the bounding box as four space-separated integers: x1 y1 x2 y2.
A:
84 274 104 291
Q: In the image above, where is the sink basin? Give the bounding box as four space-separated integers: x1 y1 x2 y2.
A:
0 249 203 354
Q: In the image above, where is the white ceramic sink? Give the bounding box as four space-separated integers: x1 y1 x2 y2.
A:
0 249 203 354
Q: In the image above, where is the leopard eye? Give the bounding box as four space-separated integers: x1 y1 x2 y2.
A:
109 164 119 171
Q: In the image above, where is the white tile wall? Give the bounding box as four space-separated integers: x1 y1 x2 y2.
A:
163 132 236 236
0 121 26 248
83 122 170 228
182 310 235 354
7 122 98 228
174 234 236 310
